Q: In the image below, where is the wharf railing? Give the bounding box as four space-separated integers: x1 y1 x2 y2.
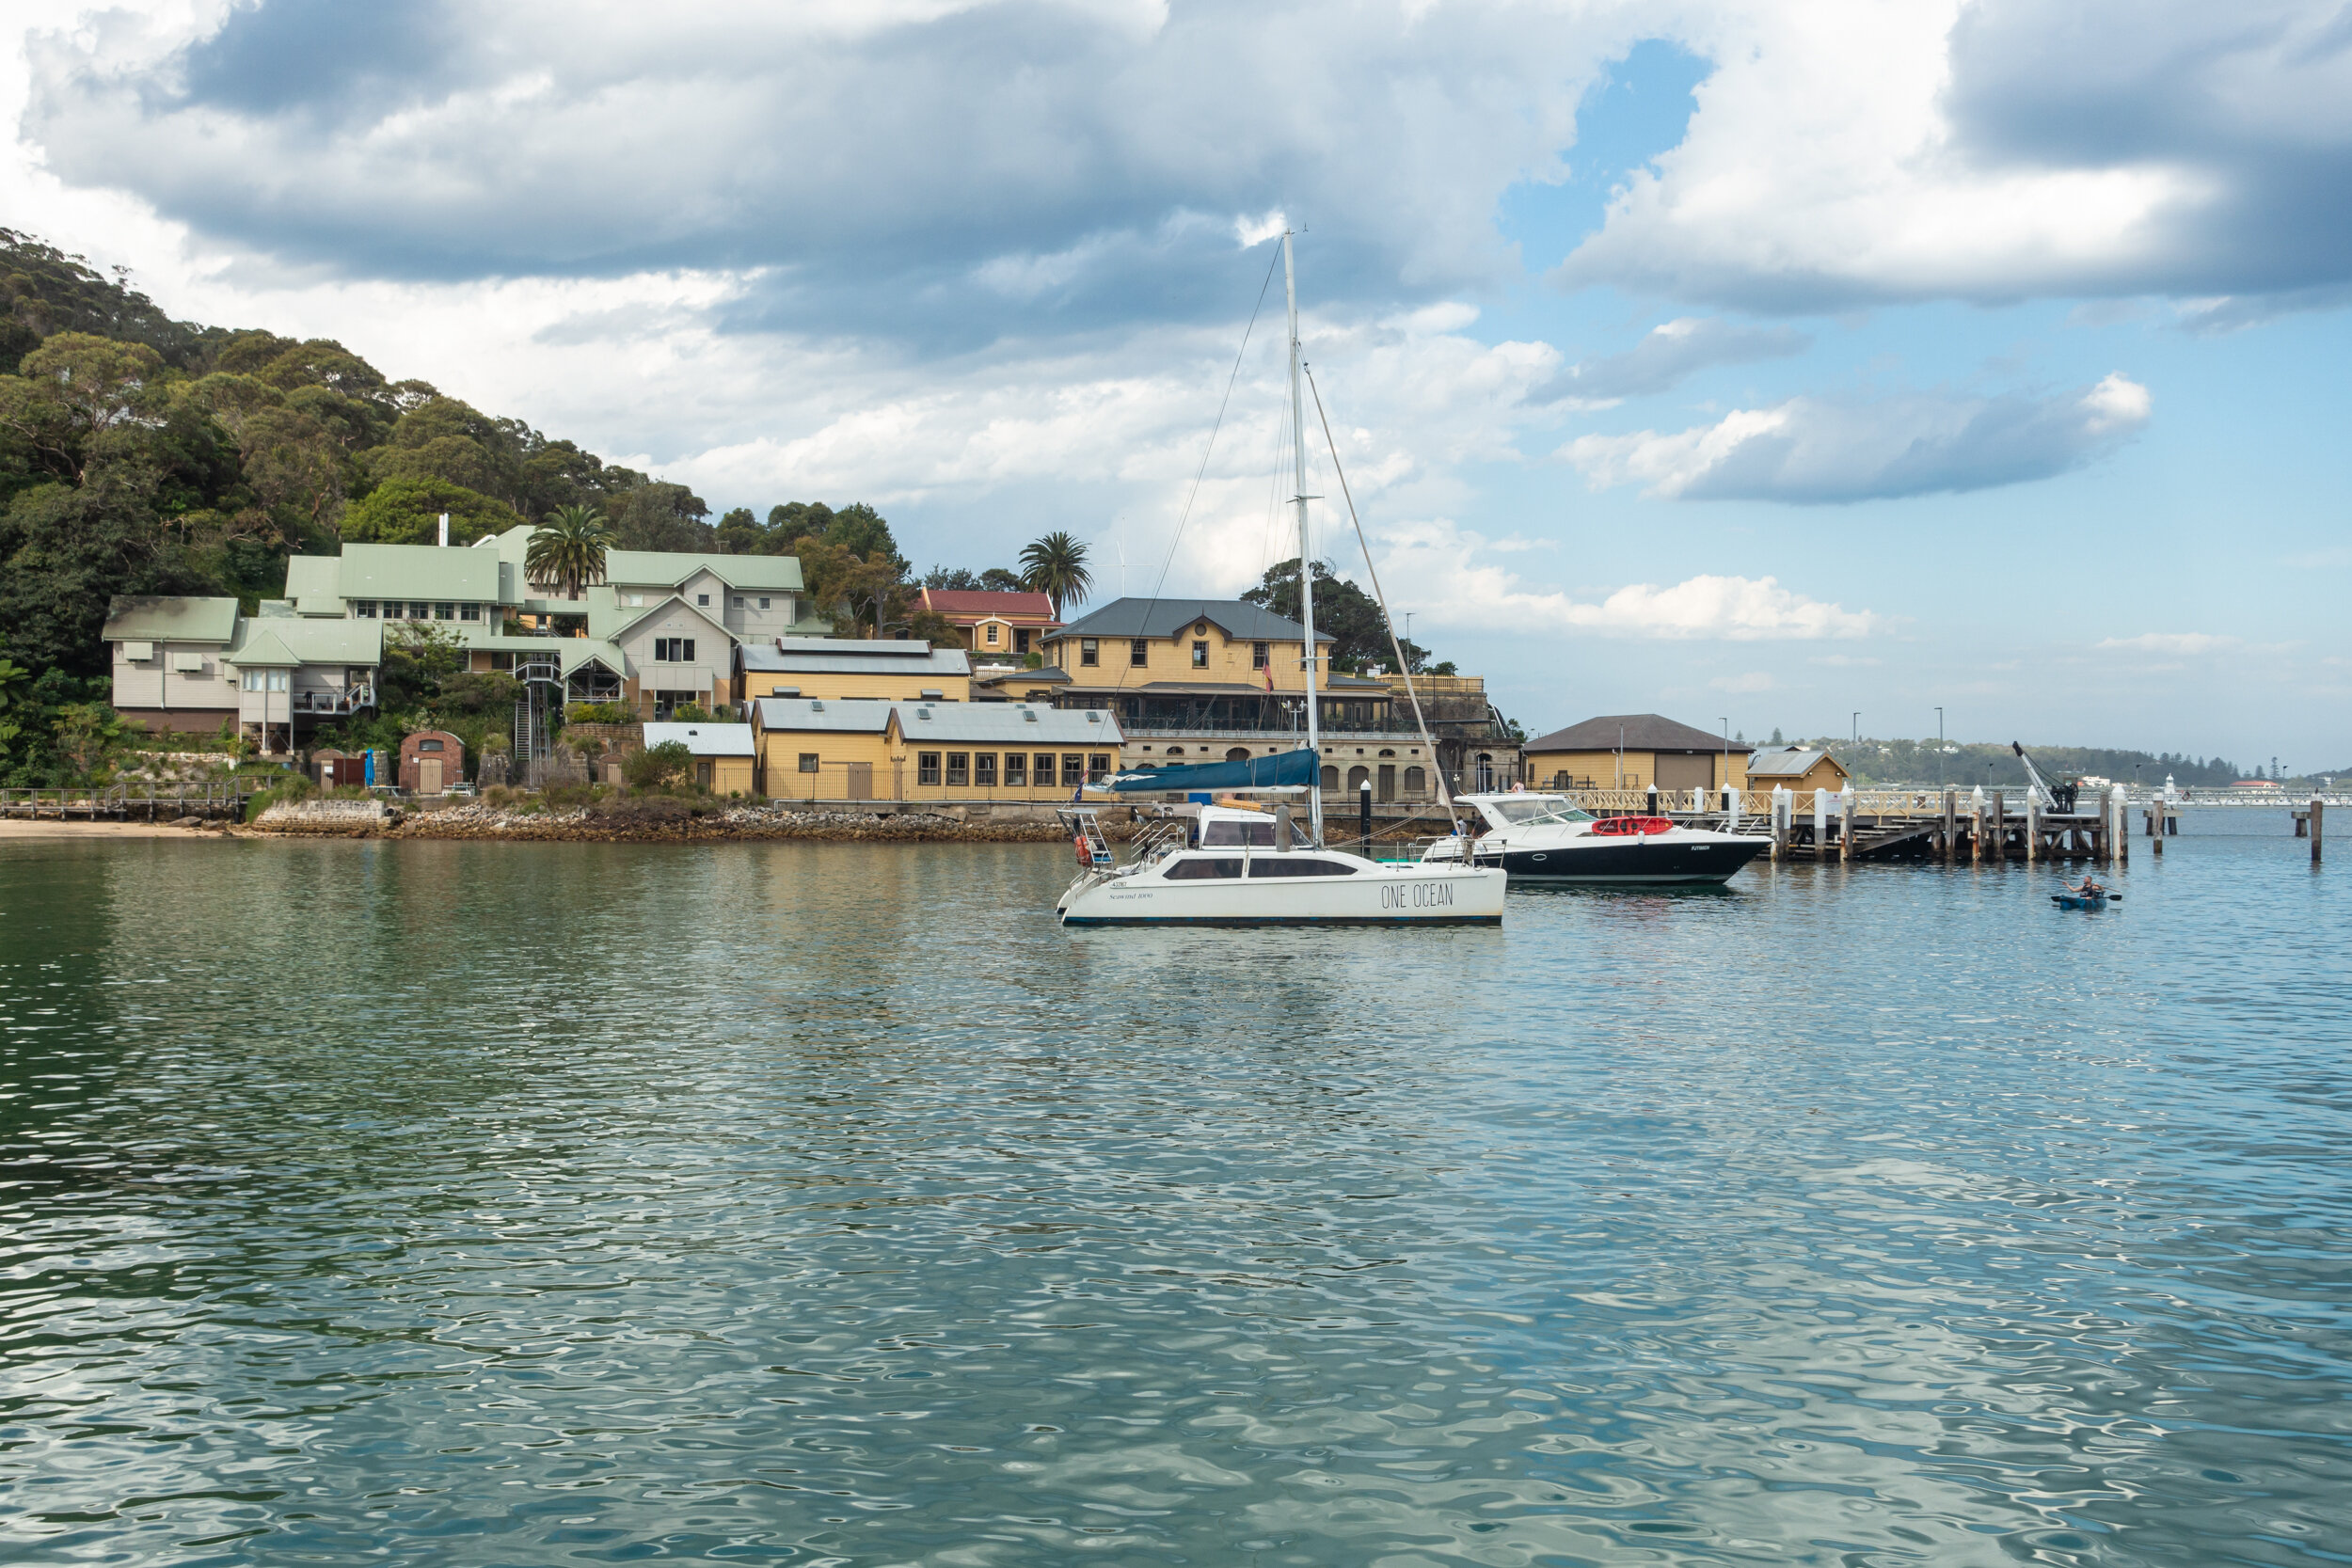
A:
0 783 259 820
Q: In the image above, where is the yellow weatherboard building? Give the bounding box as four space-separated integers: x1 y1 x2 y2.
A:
751 698 1122 802
739 638 974 705
1523 713 1752 793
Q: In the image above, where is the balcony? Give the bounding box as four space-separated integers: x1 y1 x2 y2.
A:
290 685 375 716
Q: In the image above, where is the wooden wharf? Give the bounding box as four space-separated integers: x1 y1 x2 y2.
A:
1554 785 2123 863
0 783 256 822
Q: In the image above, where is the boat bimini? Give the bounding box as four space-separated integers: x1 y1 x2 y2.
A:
1421 792 1768 886
1057 798 1503 927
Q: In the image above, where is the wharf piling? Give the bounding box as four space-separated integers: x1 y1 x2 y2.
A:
2313 796 2326 865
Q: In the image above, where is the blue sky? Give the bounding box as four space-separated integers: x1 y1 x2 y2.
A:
8 1 2348 767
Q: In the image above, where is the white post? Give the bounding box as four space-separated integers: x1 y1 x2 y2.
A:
1724 784 1740 832
1813 787 1828 860
1837 786 1854 862
437 512 450 546
2026 790 2040 862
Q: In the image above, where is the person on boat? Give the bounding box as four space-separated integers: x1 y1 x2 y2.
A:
2071 874 2106 898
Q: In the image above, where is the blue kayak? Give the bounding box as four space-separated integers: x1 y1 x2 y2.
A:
2052 892 2115 910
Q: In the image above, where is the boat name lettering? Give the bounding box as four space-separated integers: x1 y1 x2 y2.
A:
1382 881 1455 911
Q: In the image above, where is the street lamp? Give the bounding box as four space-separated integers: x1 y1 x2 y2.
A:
1851 712 1860 747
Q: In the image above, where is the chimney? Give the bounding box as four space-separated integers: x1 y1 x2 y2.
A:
437 512 450 546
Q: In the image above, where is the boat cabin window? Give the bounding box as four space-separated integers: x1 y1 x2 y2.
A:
1486 797 1594 826
1163 856 1245 879
1200 818 1277 847
1248 857 1356 878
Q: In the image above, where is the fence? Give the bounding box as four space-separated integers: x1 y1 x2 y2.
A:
0 783 255 819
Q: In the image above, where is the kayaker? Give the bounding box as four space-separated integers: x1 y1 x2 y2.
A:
2071 873 2106 899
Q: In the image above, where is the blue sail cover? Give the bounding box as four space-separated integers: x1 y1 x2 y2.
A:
1099 747 1319 794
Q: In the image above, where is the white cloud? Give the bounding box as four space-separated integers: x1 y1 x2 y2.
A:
1527 316 1809 406
1709 672 1776 692
1374 519 1876 639
2095 633 2236 655
1565 373 2152 502
1556 0 2352 312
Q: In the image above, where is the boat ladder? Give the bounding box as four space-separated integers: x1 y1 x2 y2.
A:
1075 812 1116 868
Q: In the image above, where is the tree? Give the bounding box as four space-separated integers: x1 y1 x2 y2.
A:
714 506 762 554
340 477 520 545
1241 558 1393 673
609 482 712 552
50 701 128 783
526 504 614 598
978 566 1024 592
1019 531 1093 617
625 739 694 792
923 565 982 590
13 333 168 479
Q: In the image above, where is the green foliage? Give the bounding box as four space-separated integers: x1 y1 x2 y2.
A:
624 739 694 792
609 482 713 552
341 477 520 545
670 703 711 722
979 566 1024 592
377 624 469 715
1 228 219 371
1801 737 2257 789
565 702 629 724
1018 531 1093 618
244 771 316 822
1242 558 1397 673
525 504 612 596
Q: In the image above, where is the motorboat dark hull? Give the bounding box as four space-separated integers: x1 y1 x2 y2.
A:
1473 836 1768 884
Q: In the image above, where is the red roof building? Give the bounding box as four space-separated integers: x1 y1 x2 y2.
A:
918 588 1062 659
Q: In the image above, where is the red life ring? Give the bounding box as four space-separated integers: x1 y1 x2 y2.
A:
1074 834 1092 864
1592 816 1676 837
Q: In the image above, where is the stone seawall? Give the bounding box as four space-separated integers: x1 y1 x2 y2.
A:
255 800 1152 844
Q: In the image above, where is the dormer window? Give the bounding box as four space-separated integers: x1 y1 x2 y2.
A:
1192 641 1208 669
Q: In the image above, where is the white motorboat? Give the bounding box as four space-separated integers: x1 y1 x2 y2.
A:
1421 792 1768 886
1057 800 1503 927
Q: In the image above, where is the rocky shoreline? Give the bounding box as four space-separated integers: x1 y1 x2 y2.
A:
254 798 1141 844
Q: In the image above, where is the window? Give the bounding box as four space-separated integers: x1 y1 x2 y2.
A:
733 596 745 609
1034 752 1057 787
403 603 425 620
1252 641 1269 669
1249 857 1357 878
697 594 710 606
1130 639 1150 667
798 752 820 774
459 603 482 622
1015 628 1031 654
917 752 942 785
419 738 444 752
354 601 376 618
1005 752 1027 786
1191 641 1208 668
1061 754 1085 787
654 638 697 662
1201 819 1277 847
975 752 997 786
1163 857 1245 879
240 669 289 692
985 624 1000 646
1405 766 1426 796
946 752 970 786
1321 765 1339 791
435 603 455 621
1088 753 1108 783
759 596 771 610
1080 638 1099 667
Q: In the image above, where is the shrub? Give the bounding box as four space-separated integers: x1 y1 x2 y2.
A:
624 739 694 791
671 703 711 722
566 702 630 724
244 772 317 821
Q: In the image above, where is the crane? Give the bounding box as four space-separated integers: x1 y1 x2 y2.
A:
2010 741 2076 814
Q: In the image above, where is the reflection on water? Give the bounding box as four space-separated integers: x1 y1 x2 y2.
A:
1 817 2346 1565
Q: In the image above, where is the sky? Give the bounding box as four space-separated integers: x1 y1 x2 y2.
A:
7 0 2350 768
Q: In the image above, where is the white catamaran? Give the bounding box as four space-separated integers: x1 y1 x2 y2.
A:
1055 232 1505 927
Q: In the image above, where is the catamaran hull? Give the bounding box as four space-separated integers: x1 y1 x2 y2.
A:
1057 868 1504 926
1474 838 1767 885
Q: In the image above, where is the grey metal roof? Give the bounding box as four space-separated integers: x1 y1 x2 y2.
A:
752 698 896 735
644 721 755 757
973 665 1071 686
1045 597 1333 644
742 641 971 676
897 702 1121 745
1523 713 1736 754
103 595 241 643
1744 746 1846 778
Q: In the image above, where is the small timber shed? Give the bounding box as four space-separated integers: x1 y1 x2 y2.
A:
643 721 756 796
1743 746 1851 796
1522 713 1748 793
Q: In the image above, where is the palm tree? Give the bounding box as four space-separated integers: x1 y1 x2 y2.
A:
1019 531 1094 618
527 505 614 601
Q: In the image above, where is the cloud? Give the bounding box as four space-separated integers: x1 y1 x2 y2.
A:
1565 373 2152 502
1525 316 1809 406
1554 0 2352 313
1708 672 1776 692
2095 632 2236 655
1375 520 1877 639
18 0 1640 347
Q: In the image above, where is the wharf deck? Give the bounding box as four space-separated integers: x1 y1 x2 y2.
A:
0 784 257 822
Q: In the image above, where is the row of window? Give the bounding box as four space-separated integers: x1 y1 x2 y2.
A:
239 670 289 691
652 638 697 662
1073 638 1270 671
1163 856 1357 879
902 752 1110 787
352 602 483 622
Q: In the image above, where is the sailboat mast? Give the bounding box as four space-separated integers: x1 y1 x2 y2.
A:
1284 230 1324 846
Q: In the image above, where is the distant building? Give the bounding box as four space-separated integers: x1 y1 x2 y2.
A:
749 697 1121 802
739 638 973 705
1523 714 1749 793
1744 745 1852 796
399 730 466 795
917 588 1060 658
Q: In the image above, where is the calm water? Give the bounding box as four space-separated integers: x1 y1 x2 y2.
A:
1 813 2345 1566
